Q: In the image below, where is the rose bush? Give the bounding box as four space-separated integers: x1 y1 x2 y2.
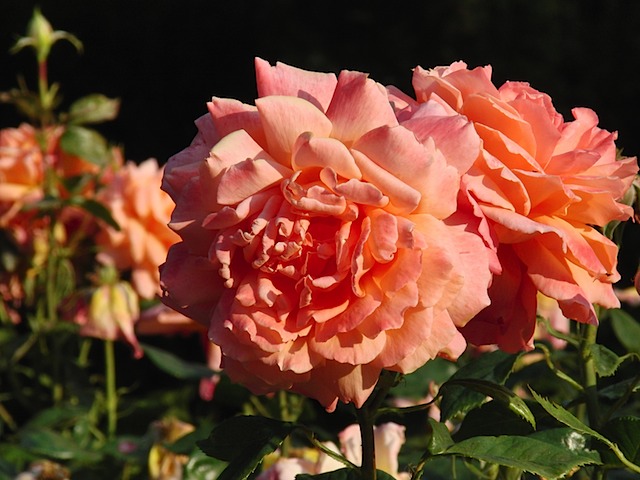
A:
396 61 638 351
160 58 492 411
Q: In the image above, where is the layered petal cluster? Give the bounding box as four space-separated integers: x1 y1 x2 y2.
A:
160 59 492 410
401 61 638 351
96 159 180 299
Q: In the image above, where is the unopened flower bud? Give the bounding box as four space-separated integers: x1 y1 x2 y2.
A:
11 8 82 62
83 280 142 358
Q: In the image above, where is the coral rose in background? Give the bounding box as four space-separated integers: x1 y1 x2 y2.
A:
400 61 638 352
160 58 492 411
96 158 180 299
0 124 50 226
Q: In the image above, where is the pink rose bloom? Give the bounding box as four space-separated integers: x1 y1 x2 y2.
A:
402 61 638 352
96 159 181 299
258 422 408 480
160 58 492 411
257 457 316 480
338 423 409 479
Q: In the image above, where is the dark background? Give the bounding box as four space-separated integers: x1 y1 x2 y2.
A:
1 0 639 281
2 0 640 163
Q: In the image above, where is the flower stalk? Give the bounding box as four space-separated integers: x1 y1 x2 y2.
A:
104 339 117 439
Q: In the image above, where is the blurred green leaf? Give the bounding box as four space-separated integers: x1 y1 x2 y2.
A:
68 94 120 125
24 405 85 429
141 343 216 380
600 417 640 467
599 377 640 401
0 443 38 476
393 357 457 400
197 416 295 480
455 400 534 441
610 309 640 354
20 428 102 462
59 125 110 166
439 350 520 422
442 379 535 428
59 173 95 194
68 197 120 231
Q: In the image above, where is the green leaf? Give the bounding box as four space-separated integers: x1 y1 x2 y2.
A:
530 390 640 474
444 431 600 479
197 416 295 480
141 343 217 380
599 377 640 401
589 343 628 377
601 416 640 466
297 469 395 480
68 197 120 231
439 350 520 422
426 417 454 455
393 357 457 400
442 379 535 428
530 389 606 443
20 428 102 462
68 93 120 124
455 400 534 441
59 125 110 165
24 405 85 429
184 449 228 480
609 308 640 354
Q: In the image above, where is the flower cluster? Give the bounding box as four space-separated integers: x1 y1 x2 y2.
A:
159 58 638 411
0 122 219 368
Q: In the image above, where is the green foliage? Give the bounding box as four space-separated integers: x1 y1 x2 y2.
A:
444 430 600 479
197 416 296 480
67 94 120 125
59 125 111 166
141 343 218 380
439 350 520 422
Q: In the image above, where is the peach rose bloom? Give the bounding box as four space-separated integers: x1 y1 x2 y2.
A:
160 59 492 411
0 124 51 225
403 61 638 352
96 159 180 299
